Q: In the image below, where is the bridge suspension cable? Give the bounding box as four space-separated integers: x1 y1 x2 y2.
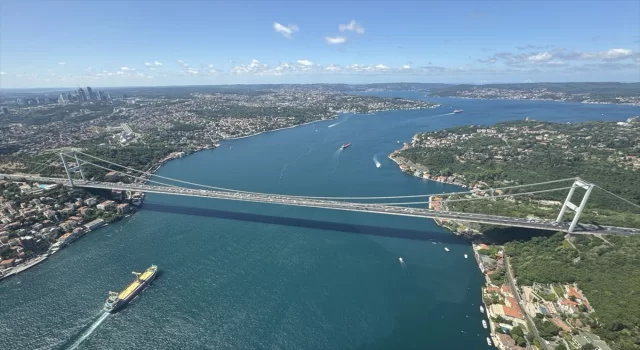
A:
75 151 254 193
594 185 640 211
79 159 184 189
373 187 574 206
75 151 578 201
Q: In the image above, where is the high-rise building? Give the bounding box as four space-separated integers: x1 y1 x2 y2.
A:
87 86 95 100
16 98 25 105
35 97 42 104
58 94 67 104
78 88 87 102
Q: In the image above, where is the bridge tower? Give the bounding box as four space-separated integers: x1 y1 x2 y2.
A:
59 151 85 187
556 178 594 233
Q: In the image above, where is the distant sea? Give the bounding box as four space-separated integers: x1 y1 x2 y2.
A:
1 93 638 350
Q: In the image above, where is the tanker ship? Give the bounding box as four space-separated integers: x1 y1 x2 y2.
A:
104 265 157 313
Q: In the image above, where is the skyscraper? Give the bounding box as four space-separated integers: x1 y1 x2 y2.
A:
87 86 94 100
78 88 87 102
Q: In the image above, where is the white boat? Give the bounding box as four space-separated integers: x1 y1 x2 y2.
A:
464 254 468 259
482 320 487 329
480 305 485 313
487 337 492 346
444 247 450 252
399 257 404 263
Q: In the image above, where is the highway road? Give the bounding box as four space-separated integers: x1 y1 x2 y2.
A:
2 174 639 236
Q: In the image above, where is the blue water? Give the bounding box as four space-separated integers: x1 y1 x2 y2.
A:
0 94 637 350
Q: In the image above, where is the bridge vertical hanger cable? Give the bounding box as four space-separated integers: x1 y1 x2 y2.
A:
74 152 579 201
375 187 574 205
79 159 185 189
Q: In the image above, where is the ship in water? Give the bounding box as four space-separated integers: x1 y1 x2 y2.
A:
340 143 351 150
104 265 157 313
453 109 464 114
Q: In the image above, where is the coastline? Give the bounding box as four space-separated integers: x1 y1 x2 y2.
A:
224 117 336 141
429 95 640 106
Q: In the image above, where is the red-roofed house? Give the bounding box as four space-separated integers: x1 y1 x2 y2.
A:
478 243 490 250
504 297 524 320
557 298 579 314
551 318 571 332
501 284 513 297
487 285 500 293
567 286 583 300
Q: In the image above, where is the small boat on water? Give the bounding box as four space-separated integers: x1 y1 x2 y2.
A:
399 257 404 264
453 109 464 114
482 320 487 329
464 254 468 259
444 247 450 252
480 305 485 313
340 143 351 150
487 337 492 346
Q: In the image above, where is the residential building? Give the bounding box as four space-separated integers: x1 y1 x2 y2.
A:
84 219 105 230
116 203 130 214
96 200 115 210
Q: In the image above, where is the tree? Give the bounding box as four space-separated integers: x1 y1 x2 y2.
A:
554 344 567 350
580 344 596 350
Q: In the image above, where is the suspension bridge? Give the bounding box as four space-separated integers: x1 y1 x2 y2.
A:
2 151 639 236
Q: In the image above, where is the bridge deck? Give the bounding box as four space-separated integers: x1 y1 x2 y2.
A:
2 174 637 236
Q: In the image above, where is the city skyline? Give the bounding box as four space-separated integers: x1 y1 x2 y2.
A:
1 0 639 88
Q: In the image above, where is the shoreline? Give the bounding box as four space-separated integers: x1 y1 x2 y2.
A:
224 117 336 141
428 95 640 107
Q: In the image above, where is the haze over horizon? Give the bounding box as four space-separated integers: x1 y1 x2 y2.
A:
1 0 639 89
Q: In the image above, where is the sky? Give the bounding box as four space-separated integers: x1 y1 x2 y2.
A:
0 0 639 88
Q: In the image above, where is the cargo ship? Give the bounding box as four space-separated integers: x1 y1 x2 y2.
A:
340 143 351 150
104 265 157 313
453 109 463 114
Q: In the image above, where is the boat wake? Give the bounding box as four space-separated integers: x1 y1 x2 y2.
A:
66 312 110 350
399 257 407 269
279 145 313 183
328 121 343 128
373 156 381 168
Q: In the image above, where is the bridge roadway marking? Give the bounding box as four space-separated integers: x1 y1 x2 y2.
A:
2 174 637 236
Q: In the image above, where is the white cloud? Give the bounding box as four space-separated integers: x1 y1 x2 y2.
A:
116 71 125 75
297 59 313 66
273 22 299 39
144 61 162 66
402 65 411 69
0 71 7 75
325 36 347 44
324 64 341 72
147 76 155 79
547 60 564 66
338 20 365 34
187 68 199 75
149 67 156 71
154 61 162 66
58 62 66 65
554 48 634 61
526 52 552 62
177 59 189 67
120 66 134 71
231 59 269 75
375 64 389 70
